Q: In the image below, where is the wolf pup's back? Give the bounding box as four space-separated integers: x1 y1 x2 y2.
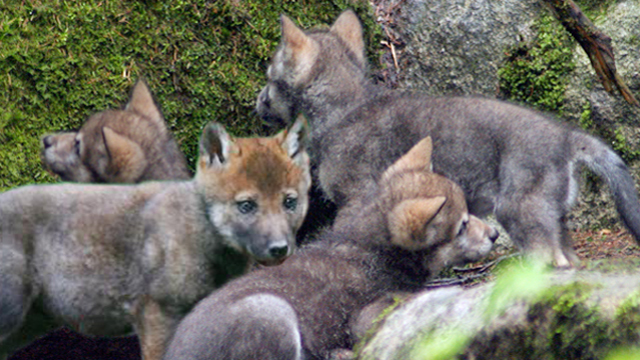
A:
257 10 640 267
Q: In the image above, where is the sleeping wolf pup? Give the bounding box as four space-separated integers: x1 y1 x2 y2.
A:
256 10 640 267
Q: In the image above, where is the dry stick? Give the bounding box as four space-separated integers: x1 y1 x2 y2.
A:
543 0 639 106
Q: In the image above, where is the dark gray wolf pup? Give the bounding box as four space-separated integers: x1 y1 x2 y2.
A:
163 136 498 360
41 79 190 183
256 10 640 267
0 117 311 360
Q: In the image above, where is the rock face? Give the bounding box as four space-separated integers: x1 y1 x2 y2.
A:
382 0 542 96
375 0 640 231
356 269 640 359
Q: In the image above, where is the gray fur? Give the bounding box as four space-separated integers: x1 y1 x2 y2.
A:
0 119 311 360
164 138 498 360
256 10 640 267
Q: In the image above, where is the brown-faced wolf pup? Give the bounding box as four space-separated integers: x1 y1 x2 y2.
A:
163 136 498 360
41 79 190 183
0 117 310 360
256 10 640 267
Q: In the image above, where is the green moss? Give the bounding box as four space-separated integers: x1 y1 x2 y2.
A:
0 0 381 191
542 283 609 359
612 290 640 343
579 102 594 130
574 0 616 19
510 281 640 360
611 128 640 163
498 14 575 114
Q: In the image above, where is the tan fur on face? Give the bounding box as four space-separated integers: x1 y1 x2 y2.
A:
388 197 446 250
101 126 148 183
199 137 308 204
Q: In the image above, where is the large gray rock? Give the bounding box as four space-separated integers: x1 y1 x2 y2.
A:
357 269 640 359
381 0 542 95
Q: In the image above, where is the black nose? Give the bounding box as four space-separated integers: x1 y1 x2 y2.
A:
43 136 53 148
269 244 288 259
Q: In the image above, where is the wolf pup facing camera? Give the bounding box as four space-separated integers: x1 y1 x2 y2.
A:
0 117 310 360
163 136 498 360
256 10 640 267
41 79 191 183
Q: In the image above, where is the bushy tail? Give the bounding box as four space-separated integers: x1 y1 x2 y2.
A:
572 131 640 242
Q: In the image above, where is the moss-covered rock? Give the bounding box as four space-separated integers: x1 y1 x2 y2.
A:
0 0 381 191
356 263 640 360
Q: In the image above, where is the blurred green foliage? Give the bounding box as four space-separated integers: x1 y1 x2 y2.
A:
0 0 380 191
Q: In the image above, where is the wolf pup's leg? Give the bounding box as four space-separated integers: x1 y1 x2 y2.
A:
134 298 181 360
0 249 35 358
495 193 574 267
165 294 302 360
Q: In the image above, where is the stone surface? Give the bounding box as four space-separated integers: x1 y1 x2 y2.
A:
357 270 640 359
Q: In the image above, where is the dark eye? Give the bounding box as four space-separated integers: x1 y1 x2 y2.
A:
74 138 81 155
237 200 258 214
457 219 469 236
283 195 298 211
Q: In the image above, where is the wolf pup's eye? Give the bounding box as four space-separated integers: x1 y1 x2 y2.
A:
457 218 469 236
283 195 297 211
237 200 258 214
74 138 81 156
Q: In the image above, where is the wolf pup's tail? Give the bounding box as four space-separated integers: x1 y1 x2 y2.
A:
571 130 640 242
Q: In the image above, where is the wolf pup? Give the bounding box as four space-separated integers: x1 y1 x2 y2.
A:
256 10 640 267
163 137 498 360
0 117 310 360
41 79 191 183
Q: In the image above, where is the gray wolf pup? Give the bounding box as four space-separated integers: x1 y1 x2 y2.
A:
256 10 640 267
163 136 498 360
0 117 311 360
41 79 190 183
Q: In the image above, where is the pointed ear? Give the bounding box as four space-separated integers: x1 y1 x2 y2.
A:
199 122 233 169
382 136 433 181
102 127 147 182
276 114 309 167
280 14 319 78
330 10 365 66
388 196 447 250
125 79 164 124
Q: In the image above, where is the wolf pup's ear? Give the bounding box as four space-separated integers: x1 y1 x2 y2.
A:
330 10 365 66
382 136 434 182
277 114 309 164
125 79 164 124
275 115 311 187
199 122 233 169
102 127 148 182
388 196 447 250
280 14 319 80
